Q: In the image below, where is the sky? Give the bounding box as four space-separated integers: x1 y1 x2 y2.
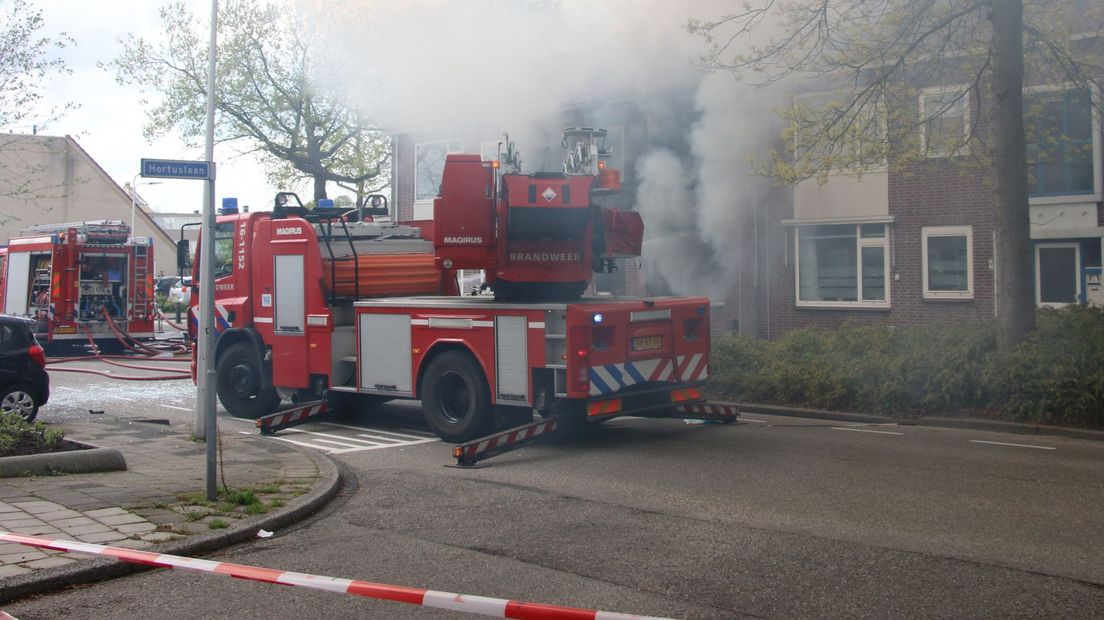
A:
31 0 272 215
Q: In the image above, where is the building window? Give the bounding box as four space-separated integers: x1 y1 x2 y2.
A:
922 226 973 299
414 139 462 202
1025 89 1094 197
796 223 889 307
1036 242 1081 306
920 87 969 157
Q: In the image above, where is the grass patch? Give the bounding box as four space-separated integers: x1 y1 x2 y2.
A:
208 518 229 530
183 511 206 522
269 499 285 508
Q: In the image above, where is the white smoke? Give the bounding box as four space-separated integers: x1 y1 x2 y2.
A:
298 0 786 308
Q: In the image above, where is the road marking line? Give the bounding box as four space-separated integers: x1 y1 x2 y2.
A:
845 422 899 427
317 422 437 440
328 438 439 454
264 436 341 452
355 434 402 444
831 426 903 436
107 396 136 402
57 386 78 392
161 404 191 412
281 428 391 445
970 440 1056 451
741 418 767 424
303 438 368 449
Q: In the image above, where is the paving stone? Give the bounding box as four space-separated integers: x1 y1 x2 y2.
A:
83 507 128 518
22 556 77 571
0 518 45 530
0 550 48 564
61 523 113 536
76 531 129 544
0 564 32 578
53 516 98 528
112 539 152 550
0 503 20 514
37 509 83 521
96 514 147 526
10 501 63 514
139 532 182 544
115 522 157 535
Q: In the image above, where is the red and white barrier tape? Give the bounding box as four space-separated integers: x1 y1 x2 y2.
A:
0 531 670 619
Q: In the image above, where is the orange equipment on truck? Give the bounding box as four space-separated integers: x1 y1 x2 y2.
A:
0 221 155 353
187 129 734 443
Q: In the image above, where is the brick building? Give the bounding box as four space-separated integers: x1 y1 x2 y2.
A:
760 68 1102 338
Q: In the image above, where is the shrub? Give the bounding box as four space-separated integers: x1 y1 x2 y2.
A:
0 412 67 457
985 305 1104 427
710 307 1104 428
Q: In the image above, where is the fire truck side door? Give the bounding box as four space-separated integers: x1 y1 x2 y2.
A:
3 252 30 315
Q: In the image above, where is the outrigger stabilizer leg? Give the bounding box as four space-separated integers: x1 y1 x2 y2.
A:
450 417 559 468
255 401 329 436
449 402 739 468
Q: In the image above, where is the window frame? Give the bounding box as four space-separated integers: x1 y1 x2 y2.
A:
794 222 891 309
918 86 971 158
1024 84 1102 204
921 225 974 300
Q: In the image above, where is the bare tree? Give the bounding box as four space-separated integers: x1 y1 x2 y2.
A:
690 0 1104 349
106 0 389 202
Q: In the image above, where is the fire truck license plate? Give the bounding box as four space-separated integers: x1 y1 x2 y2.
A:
632 335 662 351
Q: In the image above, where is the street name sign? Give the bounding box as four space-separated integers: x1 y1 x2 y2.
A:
140 158 214 180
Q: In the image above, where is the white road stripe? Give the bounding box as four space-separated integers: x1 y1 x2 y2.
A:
831 426 903 436
281 428 389 446
107 396 136 402
161 404 192 411
970 440 1056 451
57 386 78 391
328 438 439 454
302 438 367 449
264 436 342 452
317 422 437 440
741 418 767 424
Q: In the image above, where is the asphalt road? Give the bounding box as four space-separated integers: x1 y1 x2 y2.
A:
11 355 1104 618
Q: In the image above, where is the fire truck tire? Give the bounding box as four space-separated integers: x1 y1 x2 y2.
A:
216 343 280 419
0 384 40 422
421 351 493 442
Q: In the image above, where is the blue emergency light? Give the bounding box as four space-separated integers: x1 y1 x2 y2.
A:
220 197 239 215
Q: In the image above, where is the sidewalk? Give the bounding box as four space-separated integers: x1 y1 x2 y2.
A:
0 415 340 602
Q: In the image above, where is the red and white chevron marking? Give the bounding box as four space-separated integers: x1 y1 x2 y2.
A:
0 531 669 619
674 354 707 383
674 403 737 417
457 419 557 462
256 402 328 430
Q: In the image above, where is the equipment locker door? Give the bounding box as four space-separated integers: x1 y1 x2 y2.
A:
3 252 30 315
270 243 310 389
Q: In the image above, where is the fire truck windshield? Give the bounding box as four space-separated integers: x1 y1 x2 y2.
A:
212 222 235 278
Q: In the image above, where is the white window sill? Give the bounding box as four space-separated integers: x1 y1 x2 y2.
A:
796 301 891 310
1029 193 1101 206
922 294 974 301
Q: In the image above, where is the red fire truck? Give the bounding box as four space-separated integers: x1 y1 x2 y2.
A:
0 221 155 352
188 129 719 442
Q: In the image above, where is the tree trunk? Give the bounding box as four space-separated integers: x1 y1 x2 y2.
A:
990 0 1034 349
313 175 327 202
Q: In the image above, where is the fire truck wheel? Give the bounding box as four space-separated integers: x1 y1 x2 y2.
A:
216 343 280 419
421 351 492 442
0 384 40 422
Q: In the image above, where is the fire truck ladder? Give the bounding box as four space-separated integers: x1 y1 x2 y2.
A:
450 402 740 468
128 245 149 325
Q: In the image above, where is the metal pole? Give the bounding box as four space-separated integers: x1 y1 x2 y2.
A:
131 173 139 234
197 0 219 501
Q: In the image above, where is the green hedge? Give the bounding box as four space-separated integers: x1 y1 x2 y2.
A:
709 305 1104 428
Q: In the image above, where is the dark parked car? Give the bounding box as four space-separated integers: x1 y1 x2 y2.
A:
0 315 50 421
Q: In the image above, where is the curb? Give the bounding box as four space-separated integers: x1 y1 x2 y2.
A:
0 445 341 604
731 402 1104 442
0 442 127 478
